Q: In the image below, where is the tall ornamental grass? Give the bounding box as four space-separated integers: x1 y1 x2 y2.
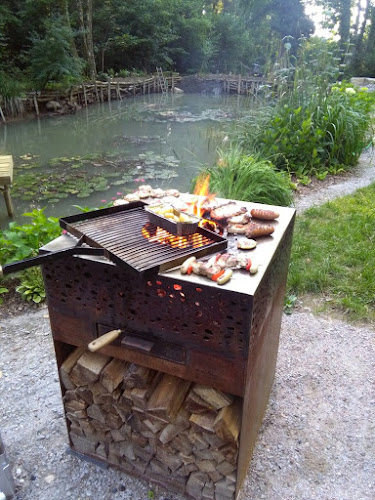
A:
201 149 293 207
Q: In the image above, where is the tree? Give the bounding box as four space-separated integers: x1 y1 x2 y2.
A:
27 17 83 89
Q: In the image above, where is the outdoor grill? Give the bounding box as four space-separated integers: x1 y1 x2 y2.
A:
5 197 296 499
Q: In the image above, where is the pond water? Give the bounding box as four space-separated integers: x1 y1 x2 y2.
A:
0 93 251 227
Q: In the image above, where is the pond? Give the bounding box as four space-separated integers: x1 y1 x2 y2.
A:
0 92 251 227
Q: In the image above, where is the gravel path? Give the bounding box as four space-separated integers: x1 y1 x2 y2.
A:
0 309 374 500
1 151 375 499
294 148 375 212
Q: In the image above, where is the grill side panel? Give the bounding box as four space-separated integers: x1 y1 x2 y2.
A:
43 257 252 396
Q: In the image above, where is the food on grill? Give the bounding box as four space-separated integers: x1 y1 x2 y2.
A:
165 188 180 197
150 188 165 198
250 208 279 220
124 193 140 202
228 213 251 225
249 263 259 274
148 205 197 223
180 252 260 284
180 256 196 274
237 238 257 250
217 269 233 285
113 199 129 206
210 202 247 222
245 222 275 239
227 223 249 235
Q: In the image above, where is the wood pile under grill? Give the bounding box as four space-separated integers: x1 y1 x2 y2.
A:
60 348 242 500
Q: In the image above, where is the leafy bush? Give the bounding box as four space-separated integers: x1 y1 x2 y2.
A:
199 148 293 207
16 267 46 304
235 38 375 179
254 84 375 177
0 208 61 264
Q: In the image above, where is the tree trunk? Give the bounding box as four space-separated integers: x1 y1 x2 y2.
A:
352 0 362 36
85 0 97 79
77 0 89 62
353 0 371 72
338 0 351 53
64 0 80 60
366 6 375 56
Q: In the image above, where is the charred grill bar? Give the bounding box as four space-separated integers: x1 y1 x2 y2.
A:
41 198 295 499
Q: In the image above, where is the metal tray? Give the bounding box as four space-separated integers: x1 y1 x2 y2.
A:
145 205 200 236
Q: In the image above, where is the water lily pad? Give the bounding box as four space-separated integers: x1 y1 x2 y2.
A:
71 164 82 169
48 198 60 203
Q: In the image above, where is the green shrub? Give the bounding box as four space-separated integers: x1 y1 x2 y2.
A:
199 148 293 207
16 267 46 304
0 208 61 264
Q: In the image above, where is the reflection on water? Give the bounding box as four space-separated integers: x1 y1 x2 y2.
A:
0 93 251 226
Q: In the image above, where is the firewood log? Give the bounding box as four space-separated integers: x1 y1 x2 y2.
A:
70 351 111 386
214 399 242 443
101 358 129 393
147 374 191 421
193 384 233 410
59 347 86 390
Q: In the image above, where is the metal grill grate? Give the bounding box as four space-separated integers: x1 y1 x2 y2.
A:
60 202 227 274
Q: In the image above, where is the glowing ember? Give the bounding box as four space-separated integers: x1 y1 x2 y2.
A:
142 223 210 249
198 218 223 235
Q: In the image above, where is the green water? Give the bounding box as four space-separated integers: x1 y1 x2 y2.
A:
0 93 250 227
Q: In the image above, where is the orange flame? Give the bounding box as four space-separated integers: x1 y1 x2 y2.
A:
193 174 215 217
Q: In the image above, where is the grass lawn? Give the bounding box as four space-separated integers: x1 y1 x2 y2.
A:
287 182 375 322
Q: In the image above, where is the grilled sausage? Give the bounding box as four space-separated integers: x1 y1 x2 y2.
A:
246 222 274 239
250 208 279 220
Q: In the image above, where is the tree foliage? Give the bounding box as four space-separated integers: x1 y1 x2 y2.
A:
2 0 375 88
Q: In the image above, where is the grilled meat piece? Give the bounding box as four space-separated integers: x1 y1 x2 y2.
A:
227 223 249 234
210 202 247 223
228 213 251 225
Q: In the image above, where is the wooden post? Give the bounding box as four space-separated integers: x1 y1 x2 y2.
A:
70 87 73 104
0 104 6 123
82 84 88 107
100 84 104 103
3 185 14 217
172 75 175 93
133 83 136 96
143 82 146 94
33 93 40 116
237 75 241 95
94 82 99 102
108 82 111 102
116 82 122 101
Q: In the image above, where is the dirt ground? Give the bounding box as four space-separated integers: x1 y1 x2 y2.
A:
0 150 375 499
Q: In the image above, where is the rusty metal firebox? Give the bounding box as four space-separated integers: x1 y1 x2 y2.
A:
41 199 296 499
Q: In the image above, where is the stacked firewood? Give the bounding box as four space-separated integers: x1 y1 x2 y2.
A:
60 348 242 500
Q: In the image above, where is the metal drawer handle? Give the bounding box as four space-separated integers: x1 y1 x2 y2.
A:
121 335 154 352
88 329 122 352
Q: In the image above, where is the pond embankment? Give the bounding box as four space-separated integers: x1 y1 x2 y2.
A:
0 73 269 122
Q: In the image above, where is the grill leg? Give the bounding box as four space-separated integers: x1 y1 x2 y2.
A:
2 185 14 217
